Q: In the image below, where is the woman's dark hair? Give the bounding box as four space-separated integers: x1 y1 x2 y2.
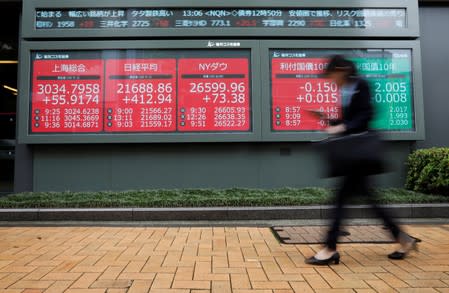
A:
325 54 358 80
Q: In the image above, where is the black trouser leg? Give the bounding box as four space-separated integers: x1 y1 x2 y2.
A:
368 194 401 240
326 176 353 250
325 174 403 251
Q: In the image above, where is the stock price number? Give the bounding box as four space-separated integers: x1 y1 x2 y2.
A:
388 105 409 127
214 113 246 121
214 107 246 114
140 113 172 121
141 107 173 115
318 106 340 120
389 119 409 127
63 107 100 129
213 106 247 129
214 120 246 127
188 82 246 104
64 108 100 115
63 121 99 129
118 82 173 105
38 83 101 105
140 120 173 128
374 82 408 104
297 82 338 104
140 108 173 129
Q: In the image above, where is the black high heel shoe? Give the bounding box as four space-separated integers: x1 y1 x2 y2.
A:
388 238 418 260
305 252 340 265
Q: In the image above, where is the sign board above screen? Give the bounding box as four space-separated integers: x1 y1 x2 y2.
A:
22 0 420 38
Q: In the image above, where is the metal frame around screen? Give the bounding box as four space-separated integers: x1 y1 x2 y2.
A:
18 40 262 144
260 40 425 141
22 0 420 39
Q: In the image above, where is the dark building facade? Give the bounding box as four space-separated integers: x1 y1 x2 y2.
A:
0 0 448 193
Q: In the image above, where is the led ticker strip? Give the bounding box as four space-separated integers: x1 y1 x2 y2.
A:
35 8 407 30
30 50 252 134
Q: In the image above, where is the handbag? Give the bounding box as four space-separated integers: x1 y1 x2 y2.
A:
320 131 386 177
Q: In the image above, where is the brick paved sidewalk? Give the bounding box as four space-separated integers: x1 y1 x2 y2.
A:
0 224 448 292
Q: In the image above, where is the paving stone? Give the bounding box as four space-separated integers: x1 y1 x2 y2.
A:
0 224 446 292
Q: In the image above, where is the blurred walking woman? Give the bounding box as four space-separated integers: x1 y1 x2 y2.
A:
305 55 417 265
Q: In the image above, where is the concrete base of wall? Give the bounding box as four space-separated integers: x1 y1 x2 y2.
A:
0 204 448 221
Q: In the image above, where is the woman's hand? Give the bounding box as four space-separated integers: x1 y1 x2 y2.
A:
325 124 346 134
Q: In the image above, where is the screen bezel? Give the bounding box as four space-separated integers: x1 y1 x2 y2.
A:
260 40 425 141
18 40 262 144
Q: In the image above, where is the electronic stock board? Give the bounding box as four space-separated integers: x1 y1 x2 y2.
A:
18 0 424 143
263 41 424 141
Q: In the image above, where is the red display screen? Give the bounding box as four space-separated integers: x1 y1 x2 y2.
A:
178 58 250 132
30 50 252 134
31 57 104 133
271 57 341 131
104 59 176 132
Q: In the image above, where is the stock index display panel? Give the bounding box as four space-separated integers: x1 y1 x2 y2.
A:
19 41 260 143
31 51 250 134
19 41 424 143
262 41 424 141
271 49 413 131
